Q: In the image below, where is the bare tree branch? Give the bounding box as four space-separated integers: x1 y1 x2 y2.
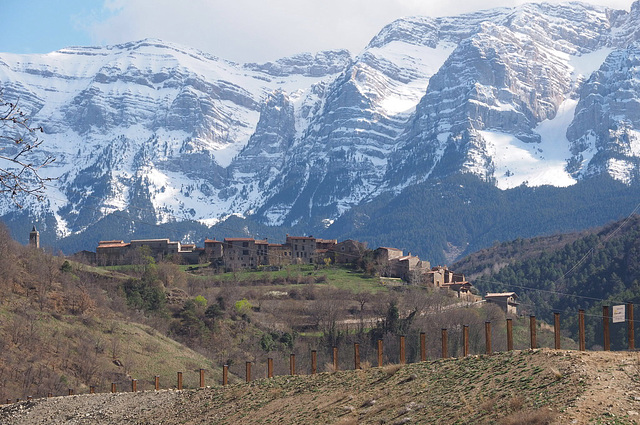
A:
0 91 55 207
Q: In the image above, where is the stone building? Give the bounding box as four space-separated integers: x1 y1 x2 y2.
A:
485 292 519 315
286 235 316 264
330 239 367 263
223 238 257 271
96 240 130 265
29 226 40 249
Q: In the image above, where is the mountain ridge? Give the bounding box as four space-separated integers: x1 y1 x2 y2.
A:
2 2 640 257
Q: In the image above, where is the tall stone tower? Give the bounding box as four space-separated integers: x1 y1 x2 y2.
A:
29 225 40 249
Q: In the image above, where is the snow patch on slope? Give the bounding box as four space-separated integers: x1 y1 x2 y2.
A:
479 99 578 189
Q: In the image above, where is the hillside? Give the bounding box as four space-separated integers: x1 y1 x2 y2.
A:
1 349 638 424
453 214 640 350
0 225 230 402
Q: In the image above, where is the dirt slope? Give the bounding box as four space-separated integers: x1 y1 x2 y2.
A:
1 349 638 425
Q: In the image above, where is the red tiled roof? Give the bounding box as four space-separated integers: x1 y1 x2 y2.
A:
224 238 255 242
204 239 221 243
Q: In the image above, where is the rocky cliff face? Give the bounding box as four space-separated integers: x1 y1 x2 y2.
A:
2 2 640 242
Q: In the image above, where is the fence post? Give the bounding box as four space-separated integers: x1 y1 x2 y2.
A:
420 332 426 361
47 393 52 398
603 306 610 351
90 386 95 394
200 369 205 388
529 315 537 349
463 325 469 357
333 347 339 371
311 351 317 375
290 354 296 376
223 365 228 386
68 389 73 396
131 379 137 392
578 310 586 351
177 372 183 390
354 343 360 370
268 358 274 378
155 376 160 391
111 383 116 393
485 322 492 355
27 396 32 401
506 319 513 351
399 335 406 365
554 312 561 349
441 329 448 359
246 362 252 382
377 339 383 367
628 302 635 351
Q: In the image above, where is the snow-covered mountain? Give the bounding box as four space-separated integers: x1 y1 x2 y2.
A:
2 2 640 241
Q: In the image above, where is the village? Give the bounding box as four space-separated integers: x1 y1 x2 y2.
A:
91 232 518 314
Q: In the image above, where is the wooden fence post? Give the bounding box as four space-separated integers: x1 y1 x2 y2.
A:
68 389 73 396
485 322 492 355
628 302 635 351
441 329 448 359
268 358 274 378
200 369 205 388
529 315 537 349
420 332 426 361
333 347 339 371
155 376 160 391
354 343 360 370
506 319 513 351
554 312 561 349
377 339 383 367
111 383 116 393
246 362 252 382
131 379 137 392
223 365 228 386
90 386 95 394
177 372 183 390
463 325 469 357
47 393 52 398
603 306 610 351
290 354 296 376
578 310 586 351
311 351 317 375
399 335 406 365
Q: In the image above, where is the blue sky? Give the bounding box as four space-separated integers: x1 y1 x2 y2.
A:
0 0 634 62
0 0 107 54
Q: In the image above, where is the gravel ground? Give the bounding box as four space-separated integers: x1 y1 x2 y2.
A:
1 349 638 425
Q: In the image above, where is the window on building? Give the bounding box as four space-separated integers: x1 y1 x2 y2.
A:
243 250 249 255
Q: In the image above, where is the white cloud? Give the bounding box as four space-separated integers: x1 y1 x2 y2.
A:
86 0 634 63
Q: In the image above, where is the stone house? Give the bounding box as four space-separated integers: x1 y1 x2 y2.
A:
204 239 224 261
485 292 519 315
223 238 258 271
96 240 130 265
268 243 292 267
129 238 181 261
329 239 367 264
286 235 316 264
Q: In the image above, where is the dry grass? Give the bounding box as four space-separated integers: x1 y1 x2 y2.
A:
382 363 404 377
549 367 563 380
508 395 525 411
499 408 557 425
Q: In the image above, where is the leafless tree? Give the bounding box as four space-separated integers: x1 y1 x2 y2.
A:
0 92 55 206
